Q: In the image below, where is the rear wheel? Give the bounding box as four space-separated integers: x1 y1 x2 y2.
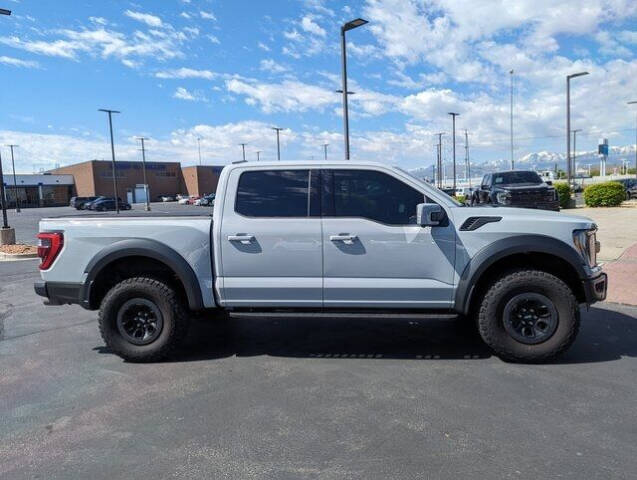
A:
477 269 579 363
99 277 189 362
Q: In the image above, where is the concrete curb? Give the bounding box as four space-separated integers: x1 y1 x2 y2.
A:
0 252 39 261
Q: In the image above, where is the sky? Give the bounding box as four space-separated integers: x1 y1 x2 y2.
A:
0 0 636 173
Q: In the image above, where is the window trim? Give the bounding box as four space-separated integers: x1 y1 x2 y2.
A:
233 168 317 219
321 168 429 227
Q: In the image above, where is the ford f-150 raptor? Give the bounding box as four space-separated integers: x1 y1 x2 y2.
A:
35 161 607 363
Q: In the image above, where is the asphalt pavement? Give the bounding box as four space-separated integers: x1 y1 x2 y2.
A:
1 259 637 479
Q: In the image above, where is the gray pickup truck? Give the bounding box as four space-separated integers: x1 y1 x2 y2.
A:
35 161 607 363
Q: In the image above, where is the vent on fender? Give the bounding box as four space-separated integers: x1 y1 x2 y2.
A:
460 216 502 231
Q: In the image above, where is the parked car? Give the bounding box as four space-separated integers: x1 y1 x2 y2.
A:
471 170 560 211
35 161 606 363
84 196 110 210
91 198 130 211
69 196 98 210
197 194 215 206
616 178 637 199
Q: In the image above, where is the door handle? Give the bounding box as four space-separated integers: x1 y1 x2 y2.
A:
330 234 357 244
228 234 255 244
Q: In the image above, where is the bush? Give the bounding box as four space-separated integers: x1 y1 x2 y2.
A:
583 181 625 207
554 182 572 209
455 195 466 204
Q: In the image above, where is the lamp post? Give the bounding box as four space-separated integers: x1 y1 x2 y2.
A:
448 112 459 190
272 127 283 160
6 145 19 213
572 129 582 178
629 101 637 179
566 72 589 184
509 69 514 170
0 8 13 244
239 143 247 161
323 143 329 160
98 108 121 214
197 136 202 166
340 18 368 160
136 137 151 211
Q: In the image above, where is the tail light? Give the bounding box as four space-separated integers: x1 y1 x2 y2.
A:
37 232 64 270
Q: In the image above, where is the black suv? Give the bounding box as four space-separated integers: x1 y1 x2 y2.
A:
69 196 98 210
471 170 560 211
617 178 637 199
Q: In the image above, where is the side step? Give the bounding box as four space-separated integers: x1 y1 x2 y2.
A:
230 311 459 320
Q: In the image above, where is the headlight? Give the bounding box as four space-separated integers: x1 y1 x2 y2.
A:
496 191 511 204
573 227 598 267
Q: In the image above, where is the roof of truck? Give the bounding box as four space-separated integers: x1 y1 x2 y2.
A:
226 160 391 169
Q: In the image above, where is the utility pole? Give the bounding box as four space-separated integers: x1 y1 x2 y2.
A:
510 69 514 170
323 143 328 160
435 133 445 188
197 136 202 166
136 137 151 211
464 129 471 189
256 150 261 162
272 127 283 160
566 72 589 184
239 143 247 161
6 145 20 212
448 112 459 190
98 108 121 214
340 18 368 160
0 8 13 243
572 129 582 178
628 101 637 179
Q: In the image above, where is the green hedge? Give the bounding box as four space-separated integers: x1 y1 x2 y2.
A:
455 195 466 204
554 182 572 209
583 181 625 207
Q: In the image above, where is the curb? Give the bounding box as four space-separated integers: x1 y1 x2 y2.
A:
0 252 39 261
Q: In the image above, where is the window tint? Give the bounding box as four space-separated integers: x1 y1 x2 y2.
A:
327 169 424 225
493 171 542 185
236 170 309 217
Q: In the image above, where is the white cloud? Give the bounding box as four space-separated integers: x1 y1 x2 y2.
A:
300 16 326 37
200 11 216 21
180 12 191 19
0 55 39 68
173 87 208 102
156 67 217 80
124 10 163 28
259 59 288 73
257 42 271 51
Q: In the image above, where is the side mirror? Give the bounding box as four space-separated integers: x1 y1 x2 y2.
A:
417 203 444 227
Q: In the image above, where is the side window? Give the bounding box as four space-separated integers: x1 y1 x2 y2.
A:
236 170 309 217
482 175 490 189
326 169 424 225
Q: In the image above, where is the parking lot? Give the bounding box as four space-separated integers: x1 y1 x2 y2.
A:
0 204 636 479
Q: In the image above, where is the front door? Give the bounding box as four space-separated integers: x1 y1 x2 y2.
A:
321 168 456 309
219 168 323 307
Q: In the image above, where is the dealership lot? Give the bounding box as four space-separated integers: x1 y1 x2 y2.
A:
1 258 637 478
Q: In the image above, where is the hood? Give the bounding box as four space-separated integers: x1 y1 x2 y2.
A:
452 205 595 231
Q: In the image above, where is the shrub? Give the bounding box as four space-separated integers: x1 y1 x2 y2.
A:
554 182 572 209
583 181 625 207
455 195 466 204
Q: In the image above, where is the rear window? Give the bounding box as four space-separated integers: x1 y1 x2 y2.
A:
236 170 310 217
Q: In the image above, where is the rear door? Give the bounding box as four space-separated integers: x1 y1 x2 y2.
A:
218 168 323 307
321 168 456 309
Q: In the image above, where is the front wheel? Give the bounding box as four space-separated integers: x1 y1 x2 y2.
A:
477 269 579 363
99 277 190 362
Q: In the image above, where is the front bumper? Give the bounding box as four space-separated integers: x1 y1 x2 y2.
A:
582 272 607 304
34 280 87 307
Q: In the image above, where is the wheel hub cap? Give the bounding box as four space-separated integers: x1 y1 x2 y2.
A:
502 293 558 345
116 298 164 345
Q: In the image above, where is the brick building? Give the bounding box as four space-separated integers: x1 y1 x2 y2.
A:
50 160 183 202
180 165 224 197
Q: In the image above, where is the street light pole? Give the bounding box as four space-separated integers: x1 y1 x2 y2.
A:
239 143 247 161
197 136 202 166
465 129 471 189
628 101 637 179
256 150 261 162
566 72 589 184
272 127 283 160
572 129 582 178
137 137 151 211
6 145 19 212
435 133 445 188
510 69 514 170
448 112 459 190
323 143 328 160
0 8 13 242
98 109 121 214
340 18 368 160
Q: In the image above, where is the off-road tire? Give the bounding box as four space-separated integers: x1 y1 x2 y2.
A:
478 269 579 363
99 277 189 362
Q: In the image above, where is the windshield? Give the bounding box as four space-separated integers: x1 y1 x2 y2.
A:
493 171 542 185
393 167 463 207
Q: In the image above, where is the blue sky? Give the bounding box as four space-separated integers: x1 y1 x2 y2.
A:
0 0 636 173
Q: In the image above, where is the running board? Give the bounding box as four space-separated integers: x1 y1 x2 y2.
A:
230 311 459 320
